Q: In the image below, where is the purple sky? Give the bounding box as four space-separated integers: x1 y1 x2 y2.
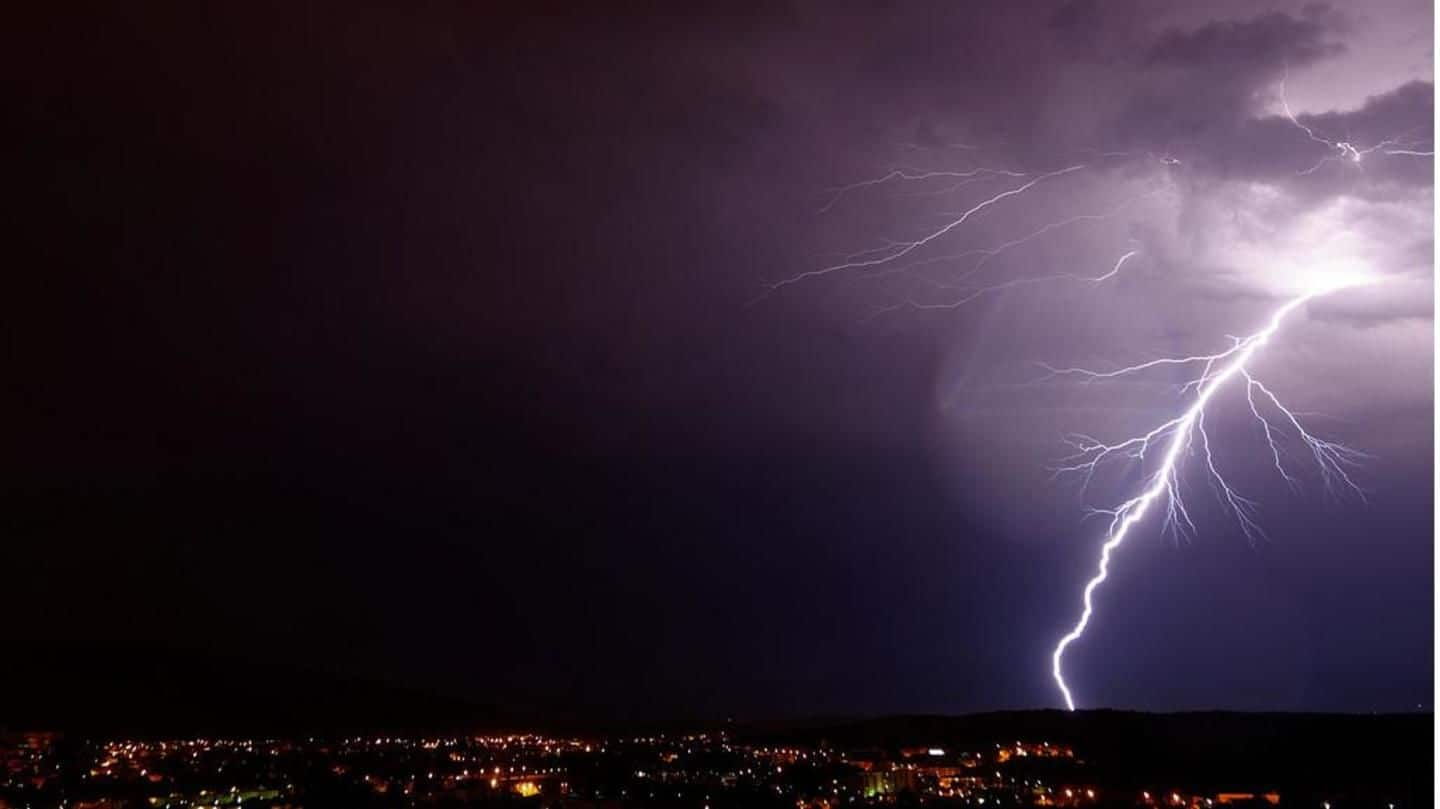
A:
7 1 1433 720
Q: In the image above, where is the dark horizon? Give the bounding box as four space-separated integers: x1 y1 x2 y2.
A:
1 640 1431 737
7 0 1434 725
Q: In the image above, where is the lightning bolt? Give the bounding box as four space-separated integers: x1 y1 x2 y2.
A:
770 98 1387 712
818 167 1029 214
867 247 1139 317
1048 277 1371 711
762 164 1087 295
1279 72 1433 174
860 183 1165 288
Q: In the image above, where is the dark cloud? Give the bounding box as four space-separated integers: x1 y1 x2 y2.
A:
1049 0 1104 38
1145 10 1344 70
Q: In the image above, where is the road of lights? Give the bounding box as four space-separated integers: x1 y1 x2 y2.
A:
1046 278 1371 711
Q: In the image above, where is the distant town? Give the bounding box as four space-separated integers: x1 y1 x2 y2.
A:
0 726 1412 809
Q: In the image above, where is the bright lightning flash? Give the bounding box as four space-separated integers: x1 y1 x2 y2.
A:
766 92 1400 711
1048 274 1374 711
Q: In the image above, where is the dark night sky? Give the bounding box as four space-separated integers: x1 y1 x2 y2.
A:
6 1 1433 723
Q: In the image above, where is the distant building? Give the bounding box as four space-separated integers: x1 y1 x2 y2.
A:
861 769 918 797
997 741 1074 763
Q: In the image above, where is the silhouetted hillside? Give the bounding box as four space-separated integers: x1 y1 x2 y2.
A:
0 642 509 737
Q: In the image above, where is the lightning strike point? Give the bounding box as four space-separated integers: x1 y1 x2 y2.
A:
1049 279 1369 711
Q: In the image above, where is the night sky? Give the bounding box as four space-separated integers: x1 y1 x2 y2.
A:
8 1 1433 723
